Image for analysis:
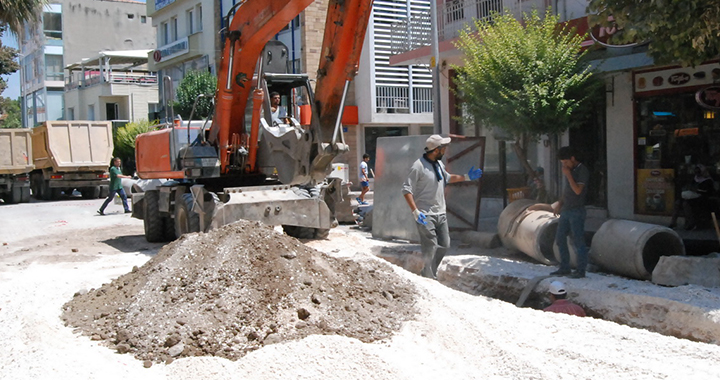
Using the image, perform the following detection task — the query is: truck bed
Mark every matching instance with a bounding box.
[32,121,113,172]
[0,128,34,175]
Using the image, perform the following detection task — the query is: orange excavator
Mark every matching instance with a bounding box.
[131,0,373,241]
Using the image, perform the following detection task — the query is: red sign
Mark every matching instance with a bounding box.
[153,50,162,63]
[696,86,720,110]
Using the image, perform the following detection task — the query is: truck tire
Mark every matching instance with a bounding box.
[162,216,177,241]
[143,190,165,242]
[9,186,22,204]
[20,187,30,203]
[175,193,200,237]
[41,180,52,201]
[99,186,109,199]
[81,187,100,199]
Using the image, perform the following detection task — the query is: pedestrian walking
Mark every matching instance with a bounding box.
[98,157,132,215]
[543,280,586,317]
[402,135,483,279]
[551,146,590,279]
[357,153,370,205]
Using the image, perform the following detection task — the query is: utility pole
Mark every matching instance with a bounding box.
[430,0,441,134]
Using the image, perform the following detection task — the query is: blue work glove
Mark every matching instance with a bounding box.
[465,166,483,181]
[412,209,427,225]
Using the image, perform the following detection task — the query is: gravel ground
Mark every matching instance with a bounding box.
[1,198,720,379]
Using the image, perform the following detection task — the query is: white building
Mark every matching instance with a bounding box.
[18,0,155,126]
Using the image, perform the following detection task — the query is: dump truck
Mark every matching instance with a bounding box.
[131,0,373,242]
[30,120,113,200]
[0,128,33,203]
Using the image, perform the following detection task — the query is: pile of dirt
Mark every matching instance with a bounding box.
[62,220,417,364]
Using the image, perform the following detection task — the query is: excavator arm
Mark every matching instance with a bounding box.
[210,0,315,174]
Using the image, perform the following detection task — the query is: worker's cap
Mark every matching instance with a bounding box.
[425,135,452,151]
[548,281,567,296]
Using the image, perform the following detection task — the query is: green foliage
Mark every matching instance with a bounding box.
[0,97,21,128]
[452,9,600,140]
[0,25,20,95]
[587,0,719,67]
[113,119,157,164]
[173,70,216,120]
[0,0,47,36]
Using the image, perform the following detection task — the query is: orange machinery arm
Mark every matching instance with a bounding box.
[210,0,315,174]
[312,0,374,143]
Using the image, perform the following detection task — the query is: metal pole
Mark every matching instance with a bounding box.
[500,140,507,208]
[430,0,441,134]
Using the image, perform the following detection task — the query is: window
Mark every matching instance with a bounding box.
[171,17,178,41]
[141,16,147,24]
[161,22,169,45]
[45,55,63,81]
[127,13,135,20]
[197,5,203,31]
[43,12,62,40]
[187,9,194,34]
[68,107,74,120]
[88,104,95,121]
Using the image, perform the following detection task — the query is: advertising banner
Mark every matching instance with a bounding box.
[637,169,674,215]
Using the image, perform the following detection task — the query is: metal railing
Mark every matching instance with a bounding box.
[65,72,158,91]
[376,85,433,114]
[391,0,548,54]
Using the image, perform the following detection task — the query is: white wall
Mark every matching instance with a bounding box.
[606,71,635,219]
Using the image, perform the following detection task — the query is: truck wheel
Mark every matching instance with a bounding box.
[41,181,52,201]
[9,186,23,204]
[143,190,165,242]
[20,187,30,203]
[175,193,200,237]
[162,216,177,241]
[81,187,100,199]
[99,186,109,199]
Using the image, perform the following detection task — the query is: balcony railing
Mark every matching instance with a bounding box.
[376,85,434,114]
[65,72,158,91]
[391,0,549,55]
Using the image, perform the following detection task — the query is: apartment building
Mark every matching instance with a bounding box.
[18,0,155,127]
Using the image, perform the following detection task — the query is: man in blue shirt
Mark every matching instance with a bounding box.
[98,157,132,215]
[551,146,590,279]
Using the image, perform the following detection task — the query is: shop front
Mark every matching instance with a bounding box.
[634,62,720,216]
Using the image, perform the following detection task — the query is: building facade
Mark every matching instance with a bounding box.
[390,0,720,225]
[19,0,155,127]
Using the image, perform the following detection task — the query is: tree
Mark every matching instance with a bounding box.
[452,9,601,179]
[0,25,20,95]
[0,0,46,36]
[113,119,157,173]
[173,70,217,120]
[587,0,720,67]
[0,97,22,128]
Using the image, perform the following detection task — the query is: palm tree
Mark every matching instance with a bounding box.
[0,0,47,36]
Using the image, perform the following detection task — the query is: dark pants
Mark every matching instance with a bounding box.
[100,188,130,213]
[415,213,450,279]
[555,207,589,273]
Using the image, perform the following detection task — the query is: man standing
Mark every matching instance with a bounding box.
[357,153,370,205]
[98,157,132,215]
[402,135,483,279]
[543,280,586,317]
[551,146,590,279]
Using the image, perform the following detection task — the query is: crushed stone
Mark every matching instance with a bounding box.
[61,220,417,363]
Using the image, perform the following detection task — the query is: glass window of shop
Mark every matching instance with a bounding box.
[636,92,720,215]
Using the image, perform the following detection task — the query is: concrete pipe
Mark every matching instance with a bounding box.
[590,219,685,280]
[497,199,558,265]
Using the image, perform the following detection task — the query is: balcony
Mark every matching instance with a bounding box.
[65,72,157,91]
[391,0,551,55]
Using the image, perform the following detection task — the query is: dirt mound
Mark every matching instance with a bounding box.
[62,220,417,363]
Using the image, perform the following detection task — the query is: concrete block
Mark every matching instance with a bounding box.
[652,255,720,288]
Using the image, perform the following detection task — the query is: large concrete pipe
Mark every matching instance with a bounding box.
[590,219,685,280]
[497,199,558,265]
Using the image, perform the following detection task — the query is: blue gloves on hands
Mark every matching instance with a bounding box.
[466,166,483,181]
[413,209,427,225]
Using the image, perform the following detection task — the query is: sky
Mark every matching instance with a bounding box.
[2,33,20,100]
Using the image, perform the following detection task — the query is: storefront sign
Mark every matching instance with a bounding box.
[637,169,674,215]
[635,63,719,93]
[695,86,720,110]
